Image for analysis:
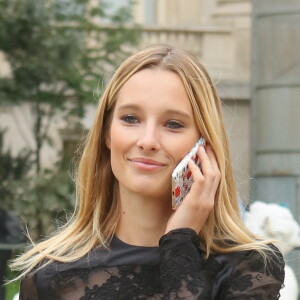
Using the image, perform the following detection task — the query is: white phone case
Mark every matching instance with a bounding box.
[171,137,206,208]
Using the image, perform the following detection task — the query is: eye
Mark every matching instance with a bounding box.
[121,114,139,124]
[166,120,184,129]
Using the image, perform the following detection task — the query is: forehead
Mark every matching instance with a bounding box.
[115,68,193,113]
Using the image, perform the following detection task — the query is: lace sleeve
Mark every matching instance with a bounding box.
[19,273,38,300]
[159,228,211,299]
[219,244,285,300]
[159,228,285,300]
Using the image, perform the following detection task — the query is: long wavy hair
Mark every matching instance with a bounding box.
[11,44,270,279]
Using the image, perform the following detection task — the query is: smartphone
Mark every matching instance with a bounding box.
[171,137,206,208]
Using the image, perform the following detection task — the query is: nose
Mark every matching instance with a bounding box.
[136,123,160,151]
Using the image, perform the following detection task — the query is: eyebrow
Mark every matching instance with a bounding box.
[118,104,192,120]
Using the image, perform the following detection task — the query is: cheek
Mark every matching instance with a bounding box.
[109,140,123,182]
[166,136,199,166]
[174,146,190,164]
[109,120,122,148]
[109,124,131,165]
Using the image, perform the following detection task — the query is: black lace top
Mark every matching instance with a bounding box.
[20,228,285,300]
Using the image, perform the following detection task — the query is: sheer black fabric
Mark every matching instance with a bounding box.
[20,228,285,300]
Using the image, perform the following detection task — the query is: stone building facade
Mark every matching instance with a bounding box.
[0,0,253,202]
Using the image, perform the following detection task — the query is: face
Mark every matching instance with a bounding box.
[106,68,200,200]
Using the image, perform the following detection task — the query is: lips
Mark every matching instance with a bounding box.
[128,157,167,172]
[129,157,166,167]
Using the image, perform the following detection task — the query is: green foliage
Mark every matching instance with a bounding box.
[0,0,85,107]
[5,264,20,300]
[0,0,139,160]
[0,128,75,239]
[0,0,139,239]
[0,0,138,109]
[0,128,32,209]
[12,166,75,239]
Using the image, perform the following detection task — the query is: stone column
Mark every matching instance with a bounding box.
[251,0,300,279]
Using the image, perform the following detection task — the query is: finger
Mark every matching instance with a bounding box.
[187,159,212,200]
[187,159,206,194]
[205,145,221,195]
[188,158,204,180]
[206,145,221,179]
[205,145,218,171]
[197,145,213,176]
[186,159,214,211]
[197,146,218,188]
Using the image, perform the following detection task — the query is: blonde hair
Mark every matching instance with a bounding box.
[11,44,272,279]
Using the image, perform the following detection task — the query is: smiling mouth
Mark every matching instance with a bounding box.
[128,158,166,170]
[129,158,166,166]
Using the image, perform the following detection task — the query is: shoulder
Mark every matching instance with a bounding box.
[209,244,285,297]
[200,244,284,299]
[19,245,111,299]
[214,243,284,277]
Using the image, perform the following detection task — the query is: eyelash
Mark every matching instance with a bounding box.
[121,115,139,124]
[165,120,184,129]
[120,115,184,129]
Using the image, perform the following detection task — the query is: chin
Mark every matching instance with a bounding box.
[141,189,171,199]
[127,180,171,198]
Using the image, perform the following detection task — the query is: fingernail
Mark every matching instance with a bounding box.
[199,146,205,153]
[189,159,195,164]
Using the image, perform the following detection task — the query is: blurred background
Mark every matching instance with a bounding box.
[0,0,299,299]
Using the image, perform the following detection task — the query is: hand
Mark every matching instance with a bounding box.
[165,145,221,235]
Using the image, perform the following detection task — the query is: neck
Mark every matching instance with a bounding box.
[115,187,173,247]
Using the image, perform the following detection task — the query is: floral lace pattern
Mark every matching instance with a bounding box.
[20,228,285,300]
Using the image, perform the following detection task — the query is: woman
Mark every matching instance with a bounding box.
[12,44,284,299]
